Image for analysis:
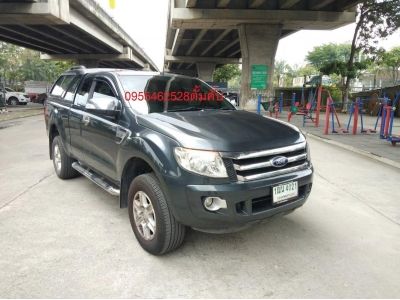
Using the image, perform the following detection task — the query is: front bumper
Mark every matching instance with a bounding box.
[19,97,29,103]
[165,166,313,232]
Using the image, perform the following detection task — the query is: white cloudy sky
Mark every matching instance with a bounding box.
[96,0,400,70]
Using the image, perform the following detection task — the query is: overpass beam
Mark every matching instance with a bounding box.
[239,24,281,110]
[77,59,99,68]
[196,62,216,82]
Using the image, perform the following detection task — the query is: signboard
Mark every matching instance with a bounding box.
[251,64,268,90]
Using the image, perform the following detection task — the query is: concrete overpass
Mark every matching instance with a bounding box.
[0,0,158,70]
[165,0,361,108]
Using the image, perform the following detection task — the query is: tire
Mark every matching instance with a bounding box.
[128,173,186,255]
[9,97,18,106]
[22,102,28,105]
[52,136,80,179]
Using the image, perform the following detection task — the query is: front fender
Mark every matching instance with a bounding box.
[47,107,71,157]
[117,128,180,183]
[116,129,183,216]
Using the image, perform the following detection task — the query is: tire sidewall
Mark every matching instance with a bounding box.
[52,136,63,177]
[128,175,168,255]
[9,97,18,106]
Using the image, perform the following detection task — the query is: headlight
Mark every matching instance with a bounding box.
[174,147,228,178]
[306,143,311,161]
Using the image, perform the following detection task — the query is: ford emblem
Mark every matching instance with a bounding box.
[271,156,288,168]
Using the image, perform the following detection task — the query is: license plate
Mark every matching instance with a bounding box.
[272,181,298,204]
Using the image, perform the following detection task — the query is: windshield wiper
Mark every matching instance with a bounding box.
[167,107,203,112]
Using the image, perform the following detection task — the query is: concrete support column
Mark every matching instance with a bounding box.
[196,62,216,82]
[77,59,100,68]
[239,24,282,110]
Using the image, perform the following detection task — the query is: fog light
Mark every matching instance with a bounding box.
[203,197,227,211]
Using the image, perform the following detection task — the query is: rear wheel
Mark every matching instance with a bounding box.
[52,136,79,179]
[128,173,186,255]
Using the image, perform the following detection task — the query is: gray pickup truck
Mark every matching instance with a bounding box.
[45,66,313,255]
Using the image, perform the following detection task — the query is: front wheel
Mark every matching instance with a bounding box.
[9,97,18,106]
[52,136,80,179]
[128,173,186,255]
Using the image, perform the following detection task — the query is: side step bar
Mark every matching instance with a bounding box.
[72,162,120,196]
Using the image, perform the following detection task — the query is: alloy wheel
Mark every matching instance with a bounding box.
[132,191,157,240]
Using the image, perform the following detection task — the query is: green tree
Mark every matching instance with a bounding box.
[0,42,73,88]
[306,43,351,71]
[213,64,241,83]
[307,43,359,98]
[343,0,400,107]
[274,60,289,86]
[380,47,400,85]
[0,42,24,87]
[297,64,318,77]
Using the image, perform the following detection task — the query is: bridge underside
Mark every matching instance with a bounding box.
[165,0,359,75]
[0,0,157,70]
[165,0,360,108]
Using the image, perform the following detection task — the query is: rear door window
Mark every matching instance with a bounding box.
[51,75,76,97]
[74,76,94,108]
[64,76,82,102]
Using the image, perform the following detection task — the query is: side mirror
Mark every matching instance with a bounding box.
[85,96,120,116]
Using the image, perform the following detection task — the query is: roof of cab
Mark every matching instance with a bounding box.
[62,67,194,79]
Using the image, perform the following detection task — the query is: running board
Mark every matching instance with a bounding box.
[72,162,120,196]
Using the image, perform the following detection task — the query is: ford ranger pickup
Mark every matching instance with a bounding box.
[45,66,313,255]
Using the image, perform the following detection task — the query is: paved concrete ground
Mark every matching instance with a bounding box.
[1,115,400,298]
[264,110,400,165]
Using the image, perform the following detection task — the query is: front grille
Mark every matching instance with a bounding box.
[223,142,308,182]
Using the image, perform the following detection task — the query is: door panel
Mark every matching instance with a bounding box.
[80,78,121,181]
[69,76,94,163]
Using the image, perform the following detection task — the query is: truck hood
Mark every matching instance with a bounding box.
[137,110,305,152]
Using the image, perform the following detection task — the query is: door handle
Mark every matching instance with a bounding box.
[82,115,90,126]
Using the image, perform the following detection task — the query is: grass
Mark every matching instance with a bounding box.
[0,107,43,122]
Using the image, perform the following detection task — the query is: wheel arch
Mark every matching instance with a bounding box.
[119,156,155,209]
[8,96,18,104]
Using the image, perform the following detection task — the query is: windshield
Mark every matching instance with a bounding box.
[119,75,235,114]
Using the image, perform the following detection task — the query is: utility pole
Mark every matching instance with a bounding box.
[0,75,7,112]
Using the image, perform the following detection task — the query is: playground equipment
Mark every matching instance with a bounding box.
[288,85,323,128]
[378,92,400,146]
[373,95,390,132]
[257,94,283,119]
[346,98,377,134]
[323,94,348,135]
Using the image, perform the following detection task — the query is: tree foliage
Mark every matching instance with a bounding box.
[0,42,73,88]
[306,43,351,70]
[340,0,400,104]
[356,0,400,55]
[380,46,400,85]
[273,61,318,87]
[213,64,241,83]
[274,60,291,86]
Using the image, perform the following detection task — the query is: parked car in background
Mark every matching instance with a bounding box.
[32,93,47,105]
[24,81,51,104]
[1,87,30,105]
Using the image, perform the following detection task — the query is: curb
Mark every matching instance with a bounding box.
[306,132,400,170]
